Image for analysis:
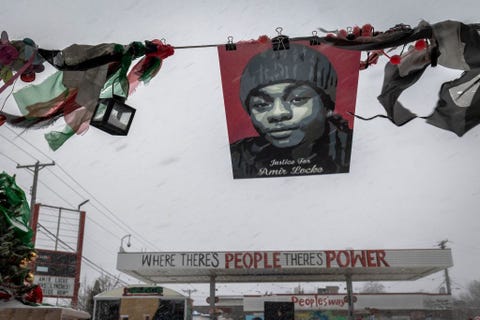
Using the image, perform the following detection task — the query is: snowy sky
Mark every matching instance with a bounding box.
[1,0,480,305]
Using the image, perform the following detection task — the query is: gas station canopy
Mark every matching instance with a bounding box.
[117,248,453,284]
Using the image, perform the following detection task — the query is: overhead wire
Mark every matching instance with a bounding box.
[0,149,20,164]
[1,140,145,259]
[52,164,160,250]
[37,167,150,244]
[0,77,17,112]
[37,204,125,259]
[1,127,158,284]
[2,125,160,250]
[0,132,38,161]
[37,178,77,208]
[27,164,143,246]
[37,223,128,286]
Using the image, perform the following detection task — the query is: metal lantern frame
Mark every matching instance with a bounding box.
[90,95,136,136]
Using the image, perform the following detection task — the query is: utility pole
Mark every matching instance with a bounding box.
[438,239,452,295]
[17,161,55,227]
[182,288,197,299]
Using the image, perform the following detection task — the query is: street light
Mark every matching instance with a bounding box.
[120,234,131,252]
[78,199,90,210]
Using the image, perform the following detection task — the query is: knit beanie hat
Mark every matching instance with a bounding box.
[239,43,337,111]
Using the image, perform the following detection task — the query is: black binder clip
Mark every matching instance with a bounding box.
[309,30,321,46]
[225,36,236,51]
[272,27,289,51]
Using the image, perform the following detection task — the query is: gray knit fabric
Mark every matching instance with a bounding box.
[239,43,337,110]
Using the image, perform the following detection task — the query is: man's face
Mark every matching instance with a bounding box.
[247,82,328,148]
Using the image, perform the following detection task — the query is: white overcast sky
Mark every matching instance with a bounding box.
[1,0,480,304]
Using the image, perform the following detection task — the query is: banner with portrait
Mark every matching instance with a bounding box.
[218,41,360,179]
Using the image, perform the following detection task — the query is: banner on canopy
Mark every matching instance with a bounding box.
[218,41,360,179]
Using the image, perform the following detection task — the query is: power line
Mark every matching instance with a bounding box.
[2,126,159,250]
[36,204,118,258]
[3,126,50,160]
[1,129,160,286]
[33,167,147,245]
[0,77,17,112]
[53,164,160,250]
[37,223,128,286]
[0,132,38,162]
[34,184,136,252]
[36,166,156,254]
[0,150,21,164]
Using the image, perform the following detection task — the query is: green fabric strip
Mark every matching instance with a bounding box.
[44,125,75,151]
[13,71,67,115]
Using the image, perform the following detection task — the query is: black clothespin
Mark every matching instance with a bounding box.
[309,30,321,46]
[225,36,236,51]
[346,26,356,40]
[430,40,439,67]
[272,27,289,51]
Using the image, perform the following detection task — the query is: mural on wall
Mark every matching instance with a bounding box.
[296,310,347,320]
[218,41,360,179]
[246,311,351,320]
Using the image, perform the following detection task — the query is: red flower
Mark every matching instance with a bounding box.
[390,55,401,65]
[24,285,43,304]
[361,24,374,36]
[0,43,19,65]
[148,39,175,60]
[257,35,270,43]
[414,39,427,51]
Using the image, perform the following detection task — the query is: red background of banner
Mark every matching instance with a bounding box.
[218,41,360,144]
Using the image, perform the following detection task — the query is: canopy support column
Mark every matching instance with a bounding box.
[209,275,216,320]
[345,273,354,320]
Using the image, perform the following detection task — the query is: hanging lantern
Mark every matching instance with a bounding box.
[90,95,136,135]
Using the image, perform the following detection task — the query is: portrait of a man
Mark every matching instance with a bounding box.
[218,42,359,179]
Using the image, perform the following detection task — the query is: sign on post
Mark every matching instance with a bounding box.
[36,275,75,297]
[35,249,77,298]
